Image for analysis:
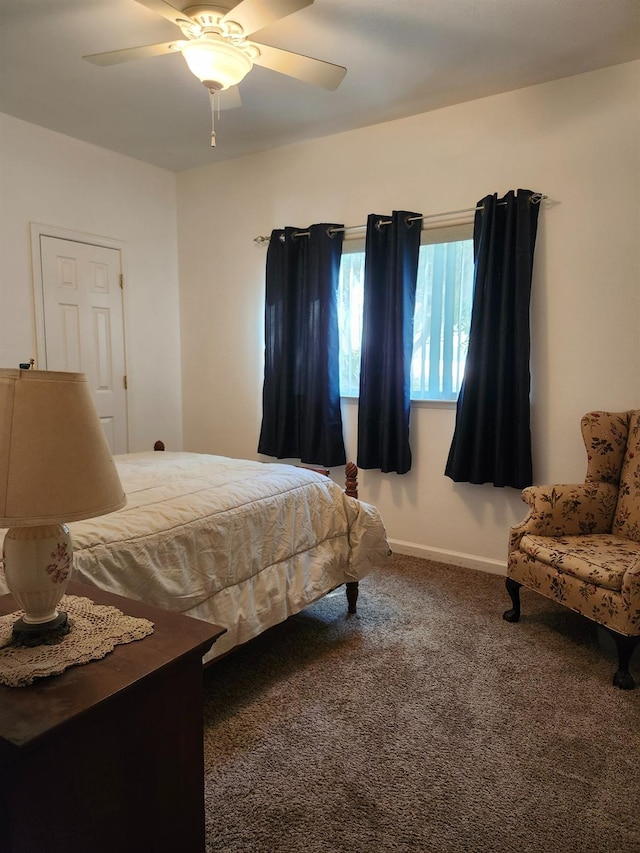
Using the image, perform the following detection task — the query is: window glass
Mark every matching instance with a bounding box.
[337,222,474,400]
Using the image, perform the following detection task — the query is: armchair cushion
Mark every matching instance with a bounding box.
[519,533,639,591]
[507,549,640,636]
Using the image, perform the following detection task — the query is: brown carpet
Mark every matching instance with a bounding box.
[201,554,640,853]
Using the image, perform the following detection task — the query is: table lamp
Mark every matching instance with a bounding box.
[0,368,126,645]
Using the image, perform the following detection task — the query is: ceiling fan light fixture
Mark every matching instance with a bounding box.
[181,37,254,91]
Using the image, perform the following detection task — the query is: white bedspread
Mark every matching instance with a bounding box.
[1,453,390,661]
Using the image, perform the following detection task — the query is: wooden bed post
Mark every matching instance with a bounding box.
[345,461,358,498]
[344,461,359,614]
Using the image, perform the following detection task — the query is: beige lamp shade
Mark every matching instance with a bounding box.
[0,369,126,526]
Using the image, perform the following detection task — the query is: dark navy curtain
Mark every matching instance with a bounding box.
[357,210,422,474]
[258,223,346,468]
[445,189,541,489]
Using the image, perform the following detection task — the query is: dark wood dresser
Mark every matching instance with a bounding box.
[0,582,225,853]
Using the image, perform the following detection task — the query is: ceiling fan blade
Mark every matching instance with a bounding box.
[135,0,196,28]
[83,41,184,66]
[223,0,314,37]
[252,43,346,90]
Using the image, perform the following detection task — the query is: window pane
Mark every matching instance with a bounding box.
[337,245,365,397]
[337,226,474,401]
[411,239,474,400]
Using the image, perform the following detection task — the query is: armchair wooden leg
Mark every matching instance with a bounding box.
[345,581,359,614]
[503,577,522,623]
[606,629,639,690]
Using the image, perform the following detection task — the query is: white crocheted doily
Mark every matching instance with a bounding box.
[0,595,154,687]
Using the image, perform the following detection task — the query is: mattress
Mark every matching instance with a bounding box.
[1,452,391,662]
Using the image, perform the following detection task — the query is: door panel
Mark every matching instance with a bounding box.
[39,236,128,454]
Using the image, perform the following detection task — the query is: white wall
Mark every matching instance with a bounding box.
[177,61,640,572]
[0,114,183,452]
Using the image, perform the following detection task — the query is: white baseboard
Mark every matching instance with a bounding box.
[388,539,507,576]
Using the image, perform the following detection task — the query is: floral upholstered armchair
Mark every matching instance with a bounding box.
[504,410,640,689]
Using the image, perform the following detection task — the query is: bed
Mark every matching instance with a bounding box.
[0,451,390,665]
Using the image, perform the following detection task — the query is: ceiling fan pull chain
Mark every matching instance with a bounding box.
[209,89,217,147]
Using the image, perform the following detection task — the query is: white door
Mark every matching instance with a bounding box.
[38,235,128,454]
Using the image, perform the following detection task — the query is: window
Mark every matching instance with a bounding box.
[337,222,474,401]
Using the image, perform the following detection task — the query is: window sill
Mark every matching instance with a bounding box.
[340,396,457,409]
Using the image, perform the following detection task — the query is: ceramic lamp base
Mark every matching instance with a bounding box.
[3,523,74,645]
[12,611,71,646]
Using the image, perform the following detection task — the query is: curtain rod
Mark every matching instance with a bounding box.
[253,193,547,244]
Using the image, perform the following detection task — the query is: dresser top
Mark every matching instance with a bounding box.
[0,582,225,749]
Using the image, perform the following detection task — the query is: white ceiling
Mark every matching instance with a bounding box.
[1,0,639,173]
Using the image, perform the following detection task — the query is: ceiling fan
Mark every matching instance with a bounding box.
[83,0,346,95]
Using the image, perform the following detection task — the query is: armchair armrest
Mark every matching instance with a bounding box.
[508,481,619,553]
